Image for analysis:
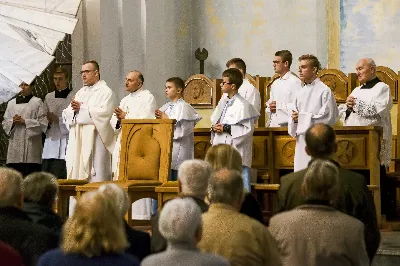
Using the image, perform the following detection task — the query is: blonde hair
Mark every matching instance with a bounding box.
[62,191,128,257]
[0,167,23,207]
[205,144,242,172]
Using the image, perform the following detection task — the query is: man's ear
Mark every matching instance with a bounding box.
[177,87,183,94]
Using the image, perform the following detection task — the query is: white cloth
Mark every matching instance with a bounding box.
[42,90,73,160]
[211,93,260,167]
[63,80,117,180]
[159,98,201,170]
[288,78,339,171]
[339,81,392,166]
[266,72,301,127]
[2,96,47,164]
[238,78,261,112]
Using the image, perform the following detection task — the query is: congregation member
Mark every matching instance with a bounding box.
[98,183,151,261]
[210,68,260,192]
[2,80,48,177]
[205,144,264,223]
[155,77,201,181]
[0,168,58,266]
[42,67,73,179]
[142,198,229,266]
[198,168,281,266]
[340,58,395,218]
[289,54,338,171]
[22,172,62,233]
[270,159,369,266]
[38,191,139,266]
[151,159,211,253]
[226,58,261,112]
[266,50,302,127]
[62,60,116,181]
[276,123,380,261]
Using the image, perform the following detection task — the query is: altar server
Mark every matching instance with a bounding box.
[266,50,302,127]
[155,77,201,181]
[289,54,338,172]
[62,60,117,181]
[2,80,47,176]
[42,67,73,178]
[226,58,261,112]
[110,70,157,220]
[210,68,260,191]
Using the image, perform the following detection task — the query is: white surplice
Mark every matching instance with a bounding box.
[110,88,157,220]
[266,72,302,127]
[339,79,392,166]
[210,93,260,167]
[2,96,47,164]
[63,80,117,181]
[42,89,74,160]
[159,98,201,170]
[289,78,339,171]
[238,78,261,112]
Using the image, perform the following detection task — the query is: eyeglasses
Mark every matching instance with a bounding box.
[221,81,232,85]
[80,69,96,75]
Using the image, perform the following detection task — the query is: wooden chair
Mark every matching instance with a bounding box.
[155,181,179,210]
[56,179,88,222]
[75,119,175,225]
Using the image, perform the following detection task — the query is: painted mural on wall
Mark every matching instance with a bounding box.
[340,0,400,73]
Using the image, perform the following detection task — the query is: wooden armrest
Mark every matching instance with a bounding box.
[367,185,379,191]
[57,180,88,186]
[251,183,280,191]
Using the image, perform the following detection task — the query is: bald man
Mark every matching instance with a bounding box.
[276,123,380,262]
[110,70,157,220]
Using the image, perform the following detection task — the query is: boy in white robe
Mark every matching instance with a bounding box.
[155,77,201,181]
[226,58,261,113]
[289,54,338,172]
[42,67,73,178]
[211,68,260,191]
[266,50,302,127]
[339,58,394,218]
[110,70,157,220]
[2,80,48,176]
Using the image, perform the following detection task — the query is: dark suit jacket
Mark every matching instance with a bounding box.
[276,159,380,262]
[124,221,150,261]
[0,207,59,266]
[23,201,63,234]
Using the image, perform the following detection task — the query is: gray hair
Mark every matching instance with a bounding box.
[0,168,23,207]
[302,159,339,202]
[208,168,243,205]
[23,172,58,207]
[178,160,212,197]
[159,198,202,243]
[98,183,129,217]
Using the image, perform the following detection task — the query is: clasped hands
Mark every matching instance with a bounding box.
[12,114,25,124]
[155,110,169,119]
[211,123,224,133]
[114,107,127,120]
[346,96,356,110]
[269,101,276,113]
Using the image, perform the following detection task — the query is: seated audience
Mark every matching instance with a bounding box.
[37,191,139,266]
[151,159,211,253]
[198,168,281,266]
[269,159,369,266]
[205,144,264,223]
[22,172,62,233]
[98,183,150,261]
[0,167,58,266]
[142,198,229,266]
[276,123,380,261]
[0,240,24,266]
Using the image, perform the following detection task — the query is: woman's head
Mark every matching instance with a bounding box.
[204,144,242,172]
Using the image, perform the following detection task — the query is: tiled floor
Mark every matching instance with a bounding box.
[372,232,400,266]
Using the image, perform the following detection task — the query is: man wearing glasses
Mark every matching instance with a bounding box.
[266,50,302,127]
[62,60,117,182]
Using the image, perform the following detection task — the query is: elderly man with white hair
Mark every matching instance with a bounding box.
[151,159,212,253]
[269,159,369,266]
[142,198,229,266]
[0,167,58,266]
[98,183,150,261]
[339,58,395,218]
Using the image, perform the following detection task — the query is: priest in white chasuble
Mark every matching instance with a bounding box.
[226,58,261,113]
[42,67,73,179]
[266,50,302,127]
[110,70,157,220]
[211,68,260,192]
[289,54,338,172]
[62,60,117,182]
[2,80,48,177]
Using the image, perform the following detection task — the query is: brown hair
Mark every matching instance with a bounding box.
[222,68,243,89]
[275,50,293,68]
[226,58,247,75]
[205,144,242,172]
[54,66,69,79]
[166,77,185,93]
[298,54,321,70]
